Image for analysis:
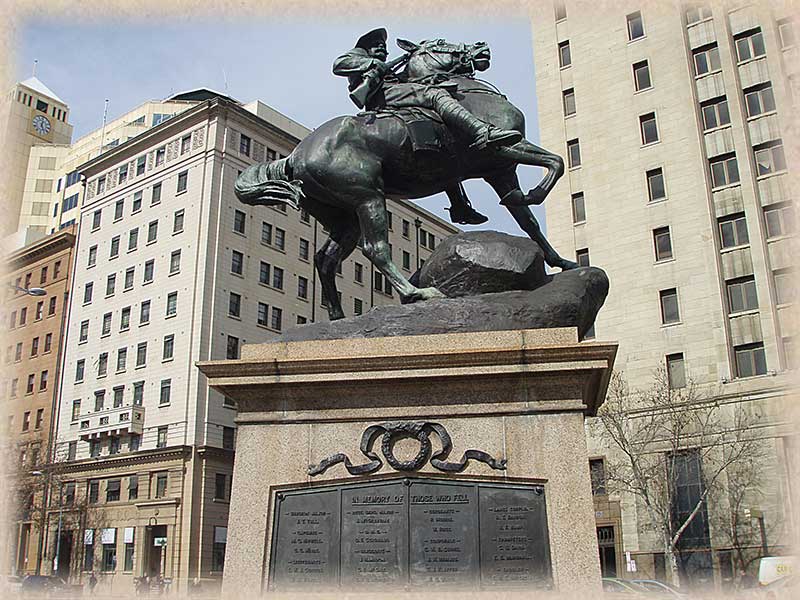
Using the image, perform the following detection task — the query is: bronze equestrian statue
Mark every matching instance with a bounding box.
[235,30,577,321]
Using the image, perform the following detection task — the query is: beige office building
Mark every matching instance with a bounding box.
[47,92,457,593]
[533,1,797,589]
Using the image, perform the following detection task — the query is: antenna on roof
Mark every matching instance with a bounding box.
[223,68,229,94]
[32,59,38,77]
[99,99,109,155]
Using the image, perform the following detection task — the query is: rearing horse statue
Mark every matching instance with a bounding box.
[236,37,577,321]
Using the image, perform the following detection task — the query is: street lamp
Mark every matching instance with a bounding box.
[7,283,47,296]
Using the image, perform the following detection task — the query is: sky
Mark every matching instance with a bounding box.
[16,15,551,234]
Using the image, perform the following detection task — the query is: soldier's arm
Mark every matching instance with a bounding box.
[333,51,387,77]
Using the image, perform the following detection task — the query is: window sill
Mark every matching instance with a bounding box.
[720,243,750,254]
[568,165,582,172]
[162,357,174,363]
[176,189,188,197]
[98,373,107,379]
[766,234,793,244]
[78,339,88,345]
[710,183,741,193]
[124,286,133,293]
[109,255,119,261]
[633,86,653,95]
[87,263,96,269]
[573,219,586,226]
[120,327,130,333]
[641,139,661,149]
[151,201,161,207]
[228,314,242,321]
[169,270,180,277]
[702,123,732,135]
[564,112,576,120]
[158,403,171,409]
[648,197,667,205]
[140,321,150,327]
[756,170,788,182]
[173,229,184,236]
[232,230,246,239]
[132,208,142,215]
[101,332,111,339]
[736,55,766,68]
[143,280,154,286]
[653,257,676,265]
[230,271,244,278]
[135,364,146,370]
[165,313,177,320]
[728,309,759,318]
[559,64,572,71]
[746,110,778,123]
[146,240,157,247]
[297,296,309,303]
[212,498,230,504]
[694,69,722,81]
[127,248,138,254]
[113,217,123,224]
[661,320,682,328]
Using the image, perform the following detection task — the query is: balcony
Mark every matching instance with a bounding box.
[79,404,144,439]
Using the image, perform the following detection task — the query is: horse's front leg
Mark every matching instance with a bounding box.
[493,139,564,206]
[355,195,445,302]
[485,171,578,271]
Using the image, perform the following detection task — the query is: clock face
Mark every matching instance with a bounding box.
[32,114,51,135]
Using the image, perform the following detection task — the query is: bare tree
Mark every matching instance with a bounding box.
[595,368,768,586]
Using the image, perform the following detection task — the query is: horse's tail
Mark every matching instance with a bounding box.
[234,157,305,210]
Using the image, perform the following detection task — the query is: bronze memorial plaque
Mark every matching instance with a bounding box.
[269,478,551,590]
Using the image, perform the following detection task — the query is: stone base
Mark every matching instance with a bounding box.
[198,328,616,595]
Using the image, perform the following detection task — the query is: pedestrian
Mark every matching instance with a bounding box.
[88,572,98,593]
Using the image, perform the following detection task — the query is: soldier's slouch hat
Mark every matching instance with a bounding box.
[355,28,388,50]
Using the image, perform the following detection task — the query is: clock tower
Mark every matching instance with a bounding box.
[0,77,73,240]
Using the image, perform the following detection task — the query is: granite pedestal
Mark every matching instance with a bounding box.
[197,327,616,596]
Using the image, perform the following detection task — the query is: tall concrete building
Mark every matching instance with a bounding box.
[46,92,457,593]
[1,226,77,577]
[533,0,796,588]
[0,78,73,241]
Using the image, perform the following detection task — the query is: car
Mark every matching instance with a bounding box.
[603,577,651,597]
[632,579,690,597]
[20,575,69,596]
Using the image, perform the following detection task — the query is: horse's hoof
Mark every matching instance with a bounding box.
[557,260,580,271]
[405,287,446,303]
[499,189,528,207]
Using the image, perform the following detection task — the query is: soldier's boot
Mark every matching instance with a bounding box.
[433,94,522,150]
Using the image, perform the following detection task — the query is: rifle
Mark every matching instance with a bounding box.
[349,52,411,109]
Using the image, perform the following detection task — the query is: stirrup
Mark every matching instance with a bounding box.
[446,204,489,225]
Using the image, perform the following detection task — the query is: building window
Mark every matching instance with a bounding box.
[39,370,48,390]
[261,222,272,245]
[135,155,146,176]
[257,302,269,327]
[231,250,244,275]
[567,139,581,168]
[177,170,188,193]
[124,267,135,291]
[233,209,246,234]
[666,353,686,389]
[228,292,241,318]
[646,168,666,202]
[162,334,174,360]
[558,40,571,68]
[571,192,586,223]
[239,134,251,156]
[110,236,120,259]
[576,248,590,267]
[106,480,121,502]
[75,360,85,383]
[128,476,139,501]
[272,266,284,290]
[117,347,127,371]
[223,426,235,450]
[160,379,171,405]
[300,208,311,224]
[764,203,795,238]
[173,209,185,233]
[632,60,651,91]
[166,292,178,317]
[140,300,151,325]
[155,472,168,497]
[114,199,124,221]
[157,425,168,448]
[745,84,776,118]
[298,276,309,299]
[155,146,166,166]
[44,333,52,352]
[106,274,116,297]
[701,97,731,130]
[354,262,364,283]
[168,249,181,274]
[271,307,283,331]
[275,228,286,250]
[626,11,645,41]
[686,5,712,24]
[774,270,794,305]
[136,342,147,367]
[299,238,310,261]
[212,527,227,572]
[98,353,108,377]
[97,176,106,194]
[151,182,162,205]
[718,213,749,248]
[710,155,740,188]
[562,88,576,116]
[259,261,271,285]
[754,142,787,177]
[726,276,758,313]
[734,343,767,378]
[589,458,607,495]
[668,450,711,549]
[147,220,158,244]
[132,191,142,213]
[352,298,363,316]
[735,29,766,63]
[660,288,680,324]
[128,228,139,251]
[123,529,135,572]
[133,381,144,406]
[653,227,673,261]
[227,335,239,359]
[693,44,721,76]
[79,319,89,343]
[639,112,659,145]
[84,282,94,304]
[215,473,227,500]
[778,18,796,49]
[48,297,57,316]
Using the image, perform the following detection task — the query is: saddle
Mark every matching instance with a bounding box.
[359,107,456,154]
